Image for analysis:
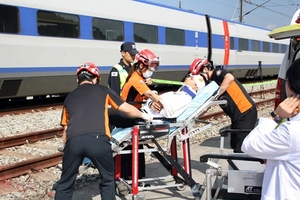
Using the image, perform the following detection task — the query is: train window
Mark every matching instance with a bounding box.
[238,38,248,51]
[134,23,158,44]
[0,4,19,33]
[263,42,270,52]
[252,40,260,52]
[281,44,287,53]
[92,18,123,41]
[165,27,185,45]
[230,37,234,49]
[272,43,279,53]
[37,10,79,38]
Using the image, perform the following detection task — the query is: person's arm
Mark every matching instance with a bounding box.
[117,102,152,121]
[143,90,174,117]
[218,73,234,96]
[108,68,121,95]
[60,106,69,145]
[144,90,161,102]
[62,125,67,145]
[241,119,291,160]
[242,95,300,159]
[108,88,152,121]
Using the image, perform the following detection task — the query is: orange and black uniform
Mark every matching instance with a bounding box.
[121,71,149,106]
[55,83,123,200]
[212,67,257,153]
[116,71,149,179]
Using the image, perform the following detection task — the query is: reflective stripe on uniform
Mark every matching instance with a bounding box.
[113,64,128,94]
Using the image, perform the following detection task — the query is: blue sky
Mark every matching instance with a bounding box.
[144,0,300,30]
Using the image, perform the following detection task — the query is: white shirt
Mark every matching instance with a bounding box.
[241,114,300,200]
[142,85,196,118]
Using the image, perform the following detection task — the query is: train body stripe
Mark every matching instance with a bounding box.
[222,20,230,66]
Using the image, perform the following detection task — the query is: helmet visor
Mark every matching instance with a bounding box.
[148,57,160,71]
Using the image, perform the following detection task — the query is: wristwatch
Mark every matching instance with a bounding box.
[270,111,282,124]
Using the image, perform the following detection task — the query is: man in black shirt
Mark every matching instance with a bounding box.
[55,62,152,200]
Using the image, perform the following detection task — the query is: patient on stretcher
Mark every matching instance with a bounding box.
[142,74,205,118]
[109,74,205,128]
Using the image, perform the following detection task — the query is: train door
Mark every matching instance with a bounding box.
[226,22,237,67]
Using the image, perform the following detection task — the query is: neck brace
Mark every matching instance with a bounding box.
[181,85,196,98]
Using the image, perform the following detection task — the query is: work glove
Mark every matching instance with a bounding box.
[142,113,153,122]
[160,98,175,118]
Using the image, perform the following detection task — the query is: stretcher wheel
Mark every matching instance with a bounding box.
[176,184,186,191]
[116,182,130,196]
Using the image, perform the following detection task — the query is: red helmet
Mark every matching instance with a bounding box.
[76,62,100,83]
[135,49,160,71]
[189,58,212,75]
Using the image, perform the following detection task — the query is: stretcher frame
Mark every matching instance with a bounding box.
[198,127,265,200]
[109,81,227,200]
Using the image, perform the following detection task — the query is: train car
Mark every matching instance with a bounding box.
[0,0,288,100]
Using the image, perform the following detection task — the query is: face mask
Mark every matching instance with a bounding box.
[142,70,153,78]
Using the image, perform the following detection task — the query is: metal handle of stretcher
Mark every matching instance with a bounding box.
[200,154,265,165]
[219,128,253,137]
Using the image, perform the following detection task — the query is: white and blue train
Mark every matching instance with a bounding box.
[0,0,288,100]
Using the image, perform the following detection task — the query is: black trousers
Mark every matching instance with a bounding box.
[230,107,258,153]
[109,108,146,179]
[55,133,115,200]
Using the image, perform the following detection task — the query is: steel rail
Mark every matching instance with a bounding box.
[0,128,63,149]
[0,152,62,181]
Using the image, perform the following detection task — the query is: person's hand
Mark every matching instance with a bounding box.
[275,94,300,118]
[62,133,66,145]
[150,101,162,112]
[160,98,174,118]
[146,78,153,85]
[142,113,153,122]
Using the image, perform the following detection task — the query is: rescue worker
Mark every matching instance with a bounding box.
[109,49,174,180]
[121,49,174,116]
[242,58,300,200]
[108,42,139,95]
[189,58,257,153]
[54,62,152,200]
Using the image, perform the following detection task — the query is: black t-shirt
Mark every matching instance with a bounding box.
[61,83,124,140]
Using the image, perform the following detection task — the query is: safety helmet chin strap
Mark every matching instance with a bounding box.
[199,73,210,85]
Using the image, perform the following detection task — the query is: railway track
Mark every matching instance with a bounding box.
[0,88,275,181]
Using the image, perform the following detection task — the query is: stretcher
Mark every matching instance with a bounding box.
[198,127,266,200]
[109,81,227,200]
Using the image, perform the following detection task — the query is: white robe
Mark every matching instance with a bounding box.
[242,114,300,200]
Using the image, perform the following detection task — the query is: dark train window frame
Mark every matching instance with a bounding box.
[230,37,234,49]
[263,41,270,52]
[37,10,79,38]
[0,4,19,34]
[272,43,279,53]
[165,27,185,46]
[238,38,248,51]
[134,23,158,44]
[251,40,260,52]
[92,17,124,41]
